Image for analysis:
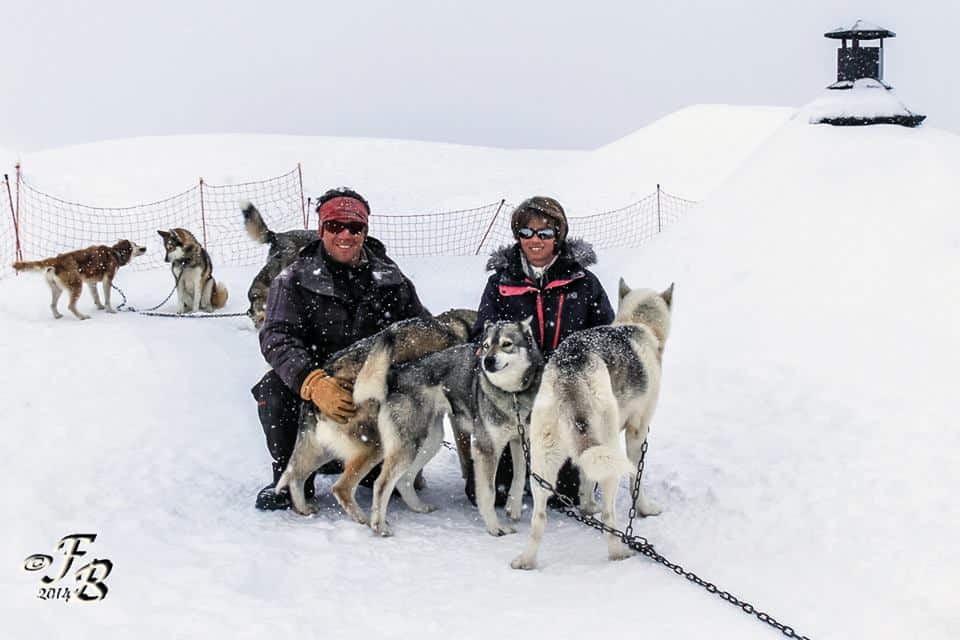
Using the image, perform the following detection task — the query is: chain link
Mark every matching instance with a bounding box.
[510,395,810,640]
[111,276,248,319]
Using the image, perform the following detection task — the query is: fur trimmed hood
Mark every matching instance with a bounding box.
[485,237,598,273]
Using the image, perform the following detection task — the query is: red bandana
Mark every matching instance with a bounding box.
[317,197,370,227]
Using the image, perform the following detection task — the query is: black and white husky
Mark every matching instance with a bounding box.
[511,280,673,569]
[354,319,544,537]
[157,228,228,313]
[241,201,317,328]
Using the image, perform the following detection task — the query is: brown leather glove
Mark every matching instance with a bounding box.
[299,369,356,424]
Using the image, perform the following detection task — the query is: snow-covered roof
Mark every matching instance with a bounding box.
[801,79,924,126]
[825,19,895,40]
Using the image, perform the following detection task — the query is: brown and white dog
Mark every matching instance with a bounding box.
[12,240,147,320]
[157,228,228,314]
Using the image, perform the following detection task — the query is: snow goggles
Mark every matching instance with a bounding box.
[517,227,557,241]
[322,220,367,235]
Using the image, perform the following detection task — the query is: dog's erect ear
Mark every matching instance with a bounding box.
[520,315,534,335]
[618,277,631,301]
[483,320,493,332]
[157,229,169,240]
[661,283,674,309]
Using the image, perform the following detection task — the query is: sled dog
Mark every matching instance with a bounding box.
[355,318,544,537]
[156,228,228,313]
[12,240,147,320]
[275,309,477,522]
[511,280,673,570]
[241,201,317,328]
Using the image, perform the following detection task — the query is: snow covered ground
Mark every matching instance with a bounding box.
[1,105,958,639]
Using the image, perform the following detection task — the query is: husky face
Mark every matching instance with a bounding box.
[479,318,542,393]
[156,228,199,264]
[616,279,674,349]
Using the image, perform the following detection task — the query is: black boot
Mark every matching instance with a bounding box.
[255,483,292,511]
[255,473,317,511]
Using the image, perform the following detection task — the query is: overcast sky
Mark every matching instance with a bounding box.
[1,1,956,151]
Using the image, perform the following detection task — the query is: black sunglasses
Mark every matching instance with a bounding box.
[517,227,557,241]
[323,220,367,235]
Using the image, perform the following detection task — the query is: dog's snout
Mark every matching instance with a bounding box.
[483,355,497,371]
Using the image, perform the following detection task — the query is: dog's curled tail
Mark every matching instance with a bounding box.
[211,281,229,310]
[241,201,276,245]
[12,259,55,272]
[578,445,634,482]
[352,333,395,405]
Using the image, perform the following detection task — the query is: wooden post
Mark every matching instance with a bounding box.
[297,163,307,229]
[14,164,23,262]
[199,178,208,247]
[656,184,662,233]
[476,199,506,255]
[4,173,22,267]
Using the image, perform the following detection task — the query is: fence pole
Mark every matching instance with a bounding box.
[4,173,23,268]
[656,183,662,233]
[14,164,23,262]
[475,199,506,255]
[307,197,313,230]
[297,163,307,230]
[198,177,208,248]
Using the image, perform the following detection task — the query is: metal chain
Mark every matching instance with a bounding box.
[111,274,247,319]
[623,437,648,540]
[510,395,810,640]
[112,278,179,313]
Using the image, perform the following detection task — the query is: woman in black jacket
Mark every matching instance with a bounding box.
[468,196,615,505]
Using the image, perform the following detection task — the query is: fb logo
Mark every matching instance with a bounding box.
[23,533,114,603]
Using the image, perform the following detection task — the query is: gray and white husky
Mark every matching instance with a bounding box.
[275,310,476,521]
[157,228,228,313]
[354,318,544,537]
[241,201,317,328]
[511,280,673,570]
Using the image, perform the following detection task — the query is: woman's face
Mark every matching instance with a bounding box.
[518,216,556,268]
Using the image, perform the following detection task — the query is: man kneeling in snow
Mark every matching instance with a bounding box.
[251,188,430,510]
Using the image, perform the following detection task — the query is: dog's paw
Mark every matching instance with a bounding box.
[579,499,601,516]
[105,307,117,314]
[340,506,368,525]
[371,519,393,537]
[608,545,635,562]
[507,506,523,522]
[293,503,320,517]
[636,499,662,517]
[487,524,517,537]
[52,313,63,320]
[409,503,436,514]
[78,314,91,320]
[510,554,537,570]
